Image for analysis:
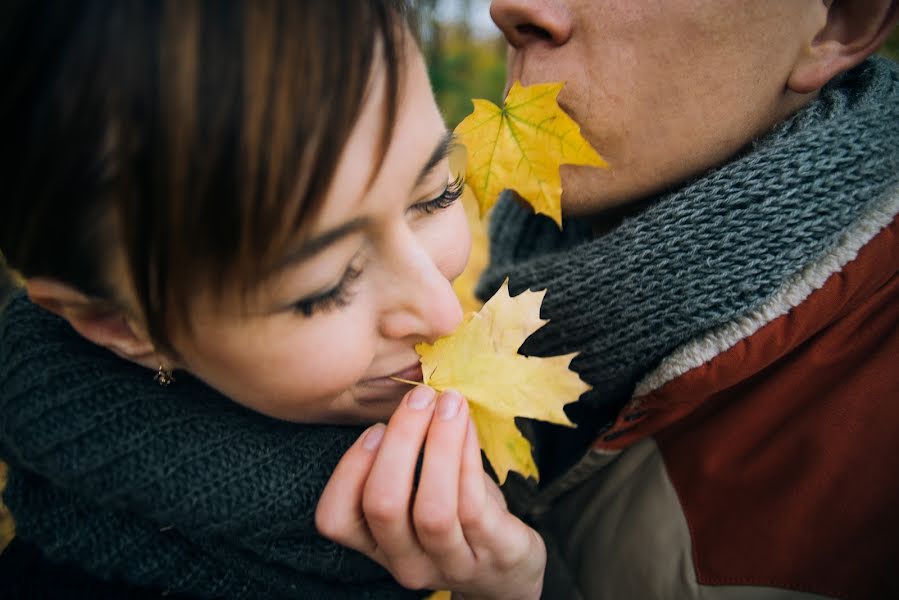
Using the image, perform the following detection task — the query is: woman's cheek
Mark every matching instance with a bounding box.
[305,302,379,389]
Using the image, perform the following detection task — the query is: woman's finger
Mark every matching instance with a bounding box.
[361,385,436,574]
[483,471,508,510]
[412,390,475,576]
[457,416,490,540]
[315,423,386,559]
[457,416,535,566]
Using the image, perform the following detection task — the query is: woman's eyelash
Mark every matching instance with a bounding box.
[292,264,363,317]
[412,174,465,214]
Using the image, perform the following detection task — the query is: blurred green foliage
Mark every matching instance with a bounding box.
[427,28,506,129]
[419,0,506,129]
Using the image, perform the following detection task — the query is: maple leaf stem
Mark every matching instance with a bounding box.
[388,376,426,386]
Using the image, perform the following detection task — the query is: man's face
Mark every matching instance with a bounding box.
[490,0,825,215]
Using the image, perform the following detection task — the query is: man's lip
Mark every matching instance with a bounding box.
[362,363,423,386]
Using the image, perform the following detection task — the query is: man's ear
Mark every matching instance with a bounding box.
[789,0,899,94]
[26,277,158,367]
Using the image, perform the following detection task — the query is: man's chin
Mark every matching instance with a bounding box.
[561,164,668,219]
[559,167,620,217]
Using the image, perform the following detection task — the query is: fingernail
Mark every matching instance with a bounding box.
[407,385,436,410]
[437,390,462,420]
[362,423,386,450]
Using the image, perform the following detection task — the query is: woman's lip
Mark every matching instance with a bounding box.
[362,363,423,387]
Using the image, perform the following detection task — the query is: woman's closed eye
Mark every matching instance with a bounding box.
[292,263,363,317]
[291,176,464,318]
[410,174,464,215]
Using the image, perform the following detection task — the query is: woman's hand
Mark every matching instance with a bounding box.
[315,386,546,600]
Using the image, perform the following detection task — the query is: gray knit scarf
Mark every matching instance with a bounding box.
[0,296,418,599]
[477,56,899,482]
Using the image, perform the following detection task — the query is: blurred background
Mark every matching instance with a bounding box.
[419,0,506,128]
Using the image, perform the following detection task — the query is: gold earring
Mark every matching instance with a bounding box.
[154,365,175,386]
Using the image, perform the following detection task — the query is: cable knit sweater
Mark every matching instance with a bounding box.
[0,295,418,599]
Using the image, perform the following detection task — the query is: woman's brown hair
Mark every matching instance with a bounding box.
[0,0,414,352]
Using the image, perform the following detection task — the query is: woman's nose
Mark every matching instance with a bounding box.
[490,0,572,48]
[379,244,464,343]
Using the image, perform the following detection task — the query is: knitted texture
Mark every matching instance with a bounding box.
[0,296,418,599]
[477,57,899,479]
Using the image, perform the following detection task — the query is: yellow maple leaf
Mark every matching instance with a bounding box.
[415,279,590,484]
[454,81,608,227]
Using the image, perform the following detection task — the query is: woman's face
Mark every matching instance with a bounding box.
[170,45,471,425]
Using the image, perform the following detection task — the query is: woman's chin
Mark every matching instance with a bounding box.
[349,385,410,420]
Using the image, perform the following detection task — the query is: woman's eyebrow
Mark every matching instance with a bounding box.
[416,130,455,186]
[267,131,454,278]
[269,217,370,276]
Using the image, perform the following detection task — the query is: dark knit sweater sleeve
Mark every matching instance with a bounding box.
[0,294,417,599]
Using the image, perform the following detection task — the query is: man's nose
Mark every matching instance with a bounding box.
[490,0,572,48]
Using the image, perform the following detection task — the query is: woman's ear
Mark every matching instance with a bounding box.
[26,277,158,367]
[789,0,899,94]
